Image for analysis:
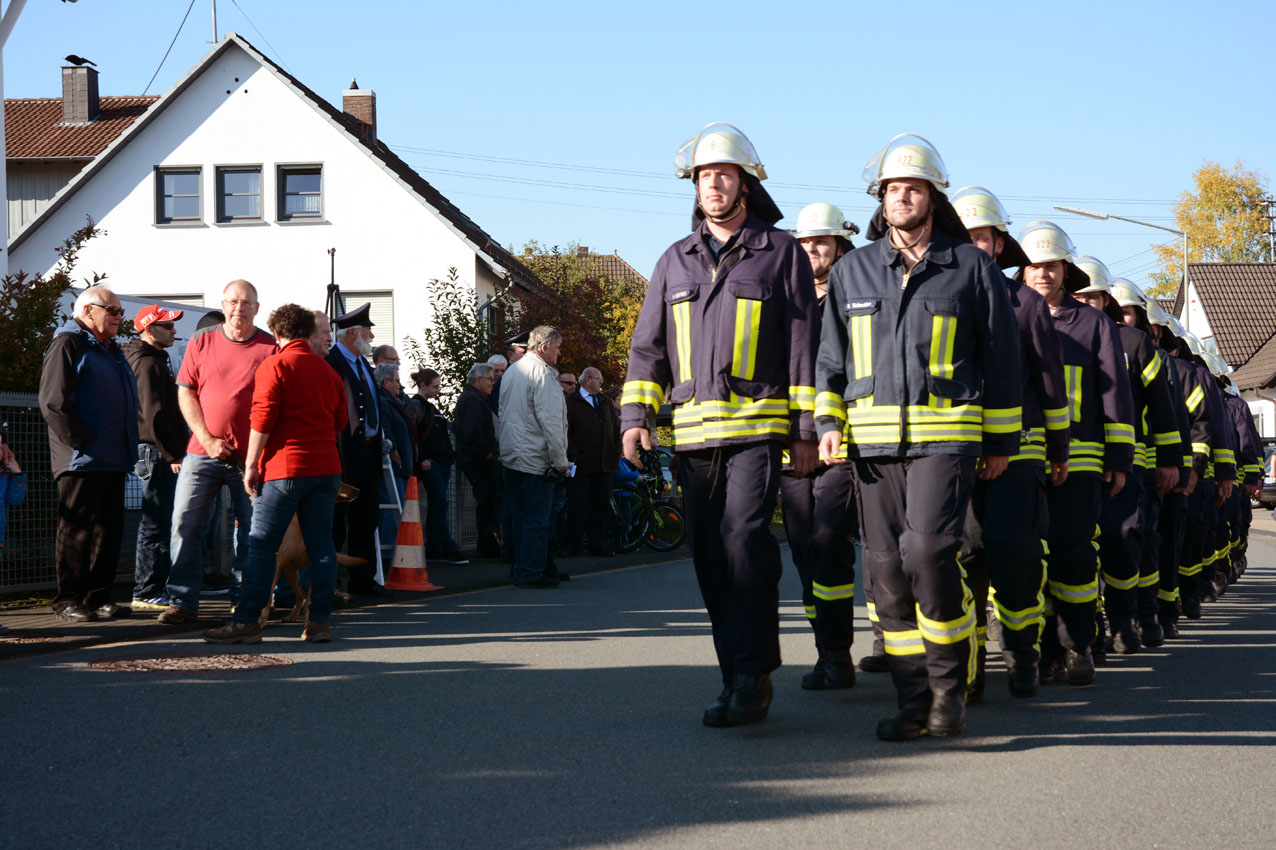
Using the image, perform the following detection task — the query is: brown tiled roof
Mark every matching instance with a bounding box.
[4,96,158,158]
[1170,263,1276,367]
[1155,298,1175,315]
[595,252,650,287]
[1231,331,1276,390]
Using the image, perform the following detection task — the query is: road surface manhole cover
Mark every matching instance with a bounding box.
[90,652,293,673]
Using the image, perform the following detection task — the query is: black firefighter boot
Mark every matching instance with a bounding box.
[1109,618,1143,655]
[802,648,856,690]
[721,672,772,727]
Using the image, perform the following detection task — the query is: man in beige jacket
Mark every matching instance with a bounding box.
[499,326,570,588]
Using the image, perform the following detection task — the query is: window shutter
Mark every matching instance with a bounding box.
[343,290,394,346]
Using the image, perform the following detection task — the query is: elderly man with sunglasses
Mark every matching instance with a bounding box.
[39,285,140,621]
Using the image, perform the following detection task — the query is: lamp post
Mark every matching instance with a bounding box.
[1053,204,1191,332]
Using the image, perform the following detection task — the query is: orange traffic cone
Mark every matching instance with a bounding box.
[384,477,443,592]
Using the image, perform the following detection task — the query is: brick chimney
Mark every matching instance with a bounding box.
[342,78,376,144]
[61,64,100,124]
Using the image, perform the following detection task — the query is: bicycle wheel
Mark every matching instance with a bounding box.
[645,502,686,551]
[605,484,647,554]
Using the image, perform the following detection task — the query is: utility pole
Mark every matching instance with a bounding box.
[1264,195,1275,263]
[211,0,217,43]
[0,0,31,278]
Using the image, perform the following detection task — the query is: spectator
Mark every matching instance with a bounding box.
[204,304,347,644]
[454,362,502,558]
[327,303,387,597]
[376,363,414,571]
[159,280,276,624]
[124,304,189,611]
[489,333,528,416]
[563,367,619,556]
[0,439,26,553]
[309,310,333,357]
[39,284,139,621]
[407,368,467,564]
[498,326,570,588]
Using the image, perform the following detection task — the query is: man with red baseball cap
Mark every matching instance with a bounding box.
[124,304,188,610]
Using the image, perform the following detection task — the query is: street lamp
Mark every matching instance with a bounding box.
[1053,204,1191,332]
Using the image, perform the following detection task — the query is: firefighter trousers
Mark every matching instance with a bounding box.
[1136,468,1164,625]
[778,463,858,652]
[1099,468,1145,630]
[678,442,784,684]
[1157,490,1188,623]
[853,454,976,707]
[959,463,1048,670]
[1043,476,1102,655]
[1178,478,1216,607]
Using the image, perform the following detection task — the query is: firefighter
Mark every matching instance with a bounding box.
[781,202,861,691]
[1207,352,1255,596]
[1072,267,1181,655]
[1015,221,1134,687]
[951,186,1070,701]
[1220,372,1262,584]
[620,122,820,728]
[817,134,1022,740]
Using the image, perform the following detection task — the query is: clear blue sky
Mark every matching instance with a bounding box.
[5,0,1274,287]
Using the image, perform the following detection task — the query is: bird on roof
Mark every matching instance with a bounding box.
[64,54,96,67]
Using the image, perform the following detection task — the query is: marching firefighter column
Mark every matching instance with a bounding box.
[817,135,1022,741]
[1016,221,1135,688]
[1221,375,1261,584]
[780,202,861,692]
[952,186,1070,702]
[620,123,820,729]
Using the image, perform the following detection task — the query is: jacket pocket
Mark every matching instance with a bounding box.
[725,375,779,400]
[666,285,698,384]
[843,300,879,389]
[924,298,964,407]
[926,374,979,404]
[727,279,772,383]
[669,379,696,405]
[843,375,875,402]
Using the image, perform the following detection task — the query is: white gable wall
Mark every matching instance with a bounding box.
[1178,279,1215,351]
[9,43,491,382]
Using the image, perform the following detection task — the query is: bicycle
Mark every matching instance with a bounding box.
[605,447,686,554]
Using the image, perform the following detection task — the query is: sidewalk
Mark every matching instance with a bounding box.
[0,545,688,660]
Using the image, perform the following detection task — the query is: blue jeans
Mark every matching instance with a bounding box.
[504,467,555,583]
[167,454,253,611]
[234,473,341,625]
[133,443,177,599]
[422,462,459,554]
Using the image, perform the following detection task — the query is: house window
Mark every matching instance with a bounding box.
[341,291,394,349]
[216,166,262,222]
[156,167,201,224]
[277,164,322,221]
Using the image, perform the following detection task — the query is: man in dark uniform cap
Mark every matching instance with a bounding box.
[490,330,529,416]
[328,302,387,596]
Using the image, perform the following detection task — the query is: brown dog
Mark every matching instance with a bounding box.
[258,482,366,627]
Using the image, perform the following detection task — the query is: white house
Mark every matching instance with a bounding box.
[7,32,541,380]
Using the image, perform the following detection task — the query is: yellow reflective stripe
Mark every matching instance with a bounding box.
[983,406,1023,434]
[673,398,790,423]
[1152,430,1180,446]
[1215,448,1236,465]
[1101,571,1139,591]
[884,628,926,656]
[803,604,816,621]
[1178,562,1202,576]
[815,391,847,422]
[1043,406,1070,430]
[1141,350,1163,387]
[1191,441,1212,459]
[1133,444,1149,470]
[672,301,692,383]
[1064,365,1083,422]
[672,419,790,446]
[866,601,879,623]
[916,604,976,645]
[621,381,663,412]
[1105,422,1135,444]
[1048,579,1099,603]
[1157,587,1180,603]
[928,314,957,409]
[995,598,1045,630]
[1137,570,1160,588]
[813,581,855,601]
[850,314,874,409]
[732,295,761,382]
[789,385,816,412]
[1185,384,1204,414]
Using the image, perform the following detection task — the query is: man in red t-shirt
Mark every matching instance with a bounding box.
[159,280,277,623]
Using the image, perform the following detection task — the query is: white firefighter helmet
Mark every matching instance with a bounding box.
[1145,299,1172,326]
[1109,278,1148,309]
[1206,351,1232,377]
[674,122,767,181]
[794,202,859,240]
[1019,221,1077,265]
[951,186,1012,232]
[862,133,948,197]
[1225,378,1240,397]
[1167,315,1187,338]
[1184,333,1203,356]
[1072,255,1113,294]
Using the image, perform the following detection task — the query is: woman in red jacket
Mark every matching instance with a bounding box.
[204,304,348,644]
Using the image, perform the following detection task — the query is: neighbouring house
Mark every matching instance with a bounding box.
[6,32,542,379]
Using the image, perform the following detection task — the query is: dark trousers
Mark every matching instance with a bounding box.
[854,455,976,707]
[779,462,858,653]
[1157,490,1188,621]
[679,443,783,683]
[862,549,885,656]
[54,471,126,610]
[1099,467,1145,630]
[566,469,612,550]
[1136,469,1165,623]
[1043,476,1102,656]
[134,444,177,599]
[334,438,381,591]
[1177,478,1215,607]
[960,463,1048,670]
[504,466,555,583]
[460,456,502,551]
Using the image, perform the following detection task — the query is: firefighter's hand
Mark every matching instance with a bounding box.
[1049,459,1068,488]
[622,427,651,468]
[791,440,818,479]
[819,431,845,465]
[979,455,1009,481]
[1182,467,1199,495]
[1217,479,1234,505]
[1106,469,1127,496]
[1247,483,1261,499]
[1155,465,1179,494]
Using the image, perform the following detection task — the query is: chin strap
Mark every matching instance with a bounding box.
[702,196,747,226]
[888,213,932,251]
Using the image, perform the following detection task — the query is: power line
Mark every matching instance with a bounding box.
[229,0,291,73]
[142,0,197,96]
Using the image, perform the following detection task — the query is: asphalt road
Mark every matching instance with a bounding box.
[4,521,1276,850]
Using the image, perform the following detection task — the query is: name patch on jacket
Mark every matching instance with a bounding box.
[848,300,874,310]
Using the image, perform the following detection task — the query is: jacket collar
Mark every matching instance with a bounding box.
[1050,293,1085,324]
[680,213,771,256]
[876,228,959,269]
